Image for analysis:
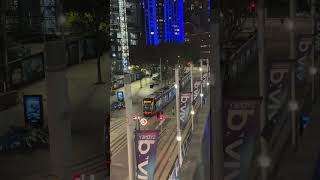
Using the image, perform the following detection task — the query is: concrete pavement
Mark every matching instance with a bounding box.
[0,52,155,179]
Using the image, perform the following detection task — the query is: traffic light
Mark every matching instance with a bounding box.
[156,111,164,121]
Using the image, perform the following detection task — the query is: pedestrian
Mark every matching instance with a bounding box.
[280,18,284,25]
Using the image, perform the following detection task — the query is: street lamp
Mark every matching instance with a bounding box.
[176,135,182,141]
[200,93,204,97]
[191,110,195,115]
[174,84,178,89]
[206,82,210,86]
[199,67,203,72]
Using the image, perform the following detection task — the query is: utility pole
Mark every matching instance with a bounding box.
[160,58,162,87]
[257,0,268,179]
[1,0,8,92]
[311,0,316,103]
[124,74,136,180]
[46,41,72,180]
[200,60,203,108]
[190,63,194,131]
[175,67,183,166]
[210,0,224,179]
[290,0,297,147]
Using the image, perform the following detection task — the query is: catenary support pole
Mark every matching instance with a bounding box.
[210,0,224,179]
[200,60,203,108]
[175,67,183,166]
[46,41,72,180]
[160,58,162,87]
[190,63,194,131]
[257,0,268,179]
[124,74,136,180]
[290,0,297,147]
[1,0,8,92]
[311,0,316,102]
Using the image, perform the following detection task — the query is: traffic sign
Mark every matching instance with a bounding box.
[158,114,165,121]
[140,118,148,126]
[72,174,81,180]
[132,114,138,121]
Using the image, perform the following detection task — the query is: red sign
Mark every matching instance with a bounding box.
[140,118,148,126]
[72,174,81,180]
[158,114,165,121]
[132,114,138,121]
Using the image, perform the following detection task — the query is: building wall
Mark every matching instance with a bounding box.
[142,0,184,45]
[110,0,143,73]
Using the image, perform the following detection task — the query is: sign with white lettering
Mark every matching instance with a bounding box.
[223,97,261,180]
[193,80,201,102]
[296,34,312,86]
[180,92,192,129]
[135,130,160,180]
[263,62,292,142]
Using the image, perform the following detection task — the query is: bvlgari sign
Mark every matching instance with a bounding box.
[223,97,261,180]
[135,130,160,180]
[180,92,192,129]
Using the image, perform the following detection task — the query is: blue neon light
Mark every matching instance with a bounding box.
[143,0,159,45]
[143,0,184,44]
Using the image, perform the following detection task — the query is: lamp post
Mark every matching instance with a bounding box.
[190,62,194,131]
[124,74,136,180]
[175,66,183,166]
[289,0,297,147]
[199,60,203,108]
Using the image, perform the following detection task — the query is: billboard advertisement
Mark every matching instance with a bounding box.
[23,95,44,127]
[223,97,261,180]
[180,92,192,129]
[263,62,292,142]
[296,34,312,86]
[135,130,160,180]
[117,91,124,102]
[193,80,201,102]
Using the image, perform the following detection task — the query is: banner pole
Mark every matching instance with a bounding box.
[124,74,136,180]
[191,63,194,131]
[175,66,183,166]
[257,0,268,179]
[312,0,316,103]
[290,0,297,147]
[210,0,224,178]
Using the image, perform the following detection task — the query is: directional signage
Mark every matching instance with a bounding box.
[140,118,148,126]
[132,114,138,121]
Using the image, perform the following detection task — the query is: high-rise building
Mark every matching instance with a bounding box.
[110,0,143,73]
[142,0,184,45]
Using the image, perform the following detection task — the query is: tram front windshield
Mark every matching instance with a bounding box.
[143,103,153,112]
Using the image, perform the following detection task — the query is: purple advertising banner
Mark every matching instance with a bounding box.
[263,62,291,142]
[296,34,312,86]
[193,80,201,102]
[180,92,192,129]
[135,130,160,180]
[223,97,261,180]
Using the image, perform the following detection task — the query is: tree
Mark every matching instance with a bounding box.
[64,0,109,84]
[220,0,253,42]
[64,0,111,176]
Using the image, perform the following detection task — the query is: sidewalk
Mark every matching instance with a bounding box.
[0,54,113,179]
[272,101,320,180]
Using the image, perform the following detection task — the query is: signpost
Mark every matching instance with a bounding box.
[23,95,44,127]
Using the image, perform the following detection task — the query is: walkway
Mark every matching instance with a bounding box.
[0,53,127,180]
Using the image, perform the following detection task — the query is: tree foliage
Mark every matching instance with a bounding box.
[220,0,253,42]
[64,0,109,47]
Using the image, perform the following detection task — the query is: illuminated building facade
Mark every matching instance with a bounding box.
[142,0,184,45]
